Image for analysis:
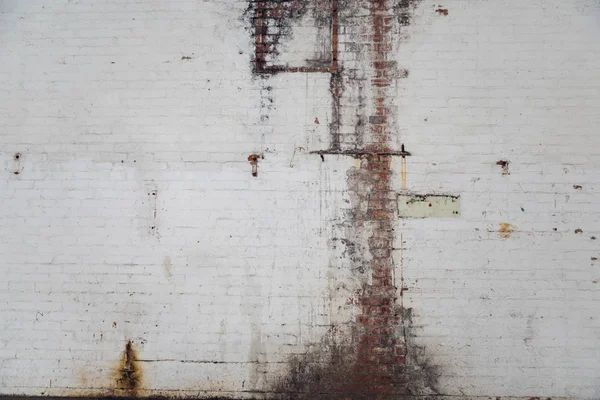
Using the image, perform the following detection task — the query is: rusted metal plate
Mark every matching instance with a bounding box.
[397,194,460,218]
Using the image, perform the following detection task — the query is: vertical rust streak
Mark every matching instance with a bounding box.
[254,1,266,73]
[328,0,342,150]
[331,0,339,72]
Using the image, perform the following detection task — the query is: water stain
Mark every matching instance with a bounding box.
[163,256,173,279]
[499,223,515,239]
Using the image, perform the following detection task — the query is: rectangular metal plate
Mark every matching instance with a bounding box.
[397,194,460,218]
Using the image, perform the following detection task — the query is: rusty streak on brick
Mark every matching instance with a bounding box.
[331,0,339,71]
[249,0,437,396]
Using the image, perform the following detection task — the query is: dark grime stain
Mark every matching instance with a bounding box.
[244,0,310,74]
[272,307,439,398]
[394,0,423,26]
[114,340,142,394]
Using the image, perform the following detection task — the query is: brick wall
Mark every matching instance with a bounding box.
[1,0,599,398]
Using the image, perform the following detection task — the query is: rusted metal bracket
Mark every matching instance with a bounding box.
[311,144,411,161]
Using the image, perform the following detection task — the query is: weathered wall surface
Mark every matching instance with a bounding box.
[0,0,599,398]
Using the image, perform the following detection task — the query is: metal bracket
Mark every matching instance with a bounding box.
[311,144,411,161]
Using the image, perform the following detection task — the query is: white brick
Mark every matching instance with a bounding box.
[1,0,599,397]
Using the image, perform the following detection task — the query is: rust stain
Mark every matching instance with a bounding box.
[499,223,515,239]
[435,8,448,15]
[112,340,142,395]
[401,153,407,190]
[496,160,510,175]
[248,153,263,177]
[573,184,582,190]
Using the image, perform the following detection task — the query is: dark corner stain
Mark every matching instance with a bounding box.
[272,307,439,398]
[113,340,142,395]
[243,0,310,75]
[496,160,509,175]
[394,0,424,27]
[248,153,263,177]
[435,8,448,15]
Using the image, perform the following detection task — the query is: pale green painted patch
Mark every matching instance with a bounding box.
[397,194,460,218]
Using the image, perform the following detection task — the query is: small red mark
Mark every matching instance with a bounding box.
[248,154,263,177]
[496,160,510,175]
[428,203,432,207]
[327,326,343,334]
[436,8,448,15]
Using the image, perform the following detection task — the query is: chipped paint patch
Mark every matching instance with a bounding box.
[397,194,460,218]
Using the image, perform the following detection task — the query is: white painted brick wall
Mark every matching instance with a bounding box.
[0,0,599,398]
